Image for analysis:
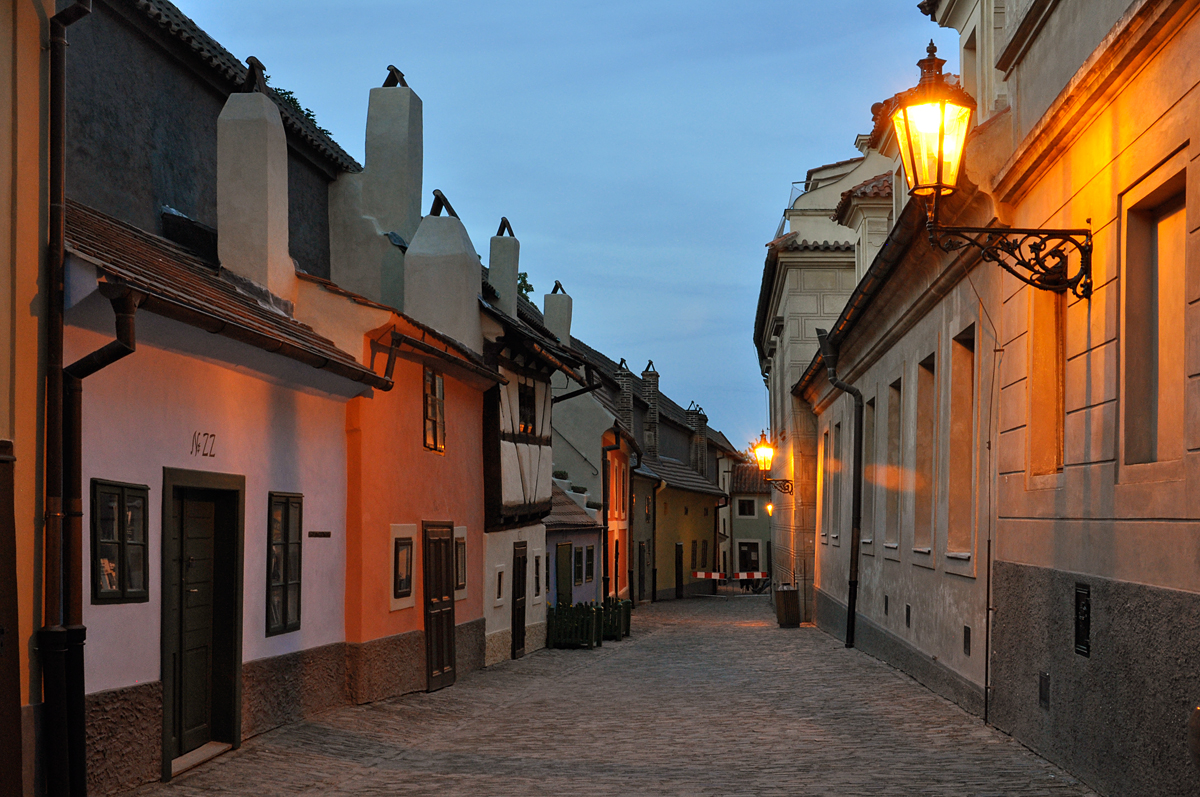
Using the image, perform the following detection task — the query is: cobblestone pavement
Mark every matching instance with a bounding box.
[127,597,1099,796]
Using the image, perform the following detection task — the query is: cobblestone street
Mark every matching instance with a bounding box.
[126,598,1098,796]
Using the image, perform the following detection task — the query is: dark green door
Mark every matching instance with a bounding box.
[675,543,684,598]
[423,525,456,692]
[511,541,527,659]
[555,543,572,606]
[180,497,215,753]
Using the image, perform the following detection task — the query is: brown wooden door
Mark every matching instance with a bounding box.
[638,542,646,601]
[675,543,684,598]
[511,542,527,659]
[555,543,572,606]
[180,496,215,753]
[423,525,456,692]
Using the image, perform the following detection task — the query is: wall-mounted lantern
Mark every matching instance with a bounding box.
[890,42,1092,298]
[754,431,793,494]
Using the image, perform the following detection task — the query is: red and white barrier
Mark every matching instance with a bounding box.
[691,571,725,580]
[731,571,769,580]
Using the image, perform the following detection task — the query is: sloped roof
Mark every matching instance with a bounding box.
[765,232,855,253]
[129,0,360,173]
[544,484,602,532]
[66,199,388,391]
[707,428,740,456]
[832,172,893,224]
[645,456,727,497]
[730,463,770,495]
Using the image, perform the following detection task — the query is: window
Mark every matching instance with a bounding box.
[1029,289,1065,475]
[585,545,595,582]
[496,569,504,600]
[91,480,149,604]
[534,555,541,596]
[645,496,650,519]
[393,538,413,599]
[885,378,902,547]
[737,498,756,517]
[518,380,536,436]
[820,429,831,542]
[948,327,976,553]
[454,538,467,590]
[267,493,302,636]
[1124,171,1186,466]
[701,540,709,569]
[831,421,843,544]
[424,367,445,452]
[690,540,698,569]
[915,354,937,552]
[574,547,584,585]
[862,398,876,545]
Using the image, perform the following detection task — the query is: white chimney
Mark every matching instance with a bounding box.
[543,283,572,344]
[217,83,295,304]
[490,220,519,317]
[403,210,483,353]
[329,67,423,306]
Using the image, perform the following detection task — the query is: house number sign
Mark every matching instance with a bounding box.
[190,432,217,458]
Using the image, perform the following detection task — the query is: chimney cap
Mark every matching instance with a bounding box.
[496,217,515,237]
[240,56,269,94]
[383,65,409,88]
[429,189,459,219]
[643,360,656,373]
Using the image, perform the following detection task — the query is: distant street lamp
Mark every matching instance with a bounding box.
[754,431,792,494]
[890,42,1092,298]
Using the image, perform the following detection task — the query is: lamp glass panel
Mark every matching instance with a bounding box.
[892,101,971,196]
[755,444,773,472]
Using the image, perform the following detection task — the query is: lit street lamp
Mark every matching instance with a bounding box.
[889,42,1092,298]
[754,431,792,494]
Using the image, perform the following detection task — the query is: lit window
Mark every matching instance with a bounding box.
[393,538,413,599]
[518,380,536,436]
[424,367,445,452]
[90,480,149,604]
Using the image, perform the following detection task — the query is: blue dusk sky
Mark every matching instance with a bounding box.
[179,0,959,451]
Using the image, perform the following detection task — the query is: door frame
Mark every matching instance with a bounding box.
[511,540,527,659]
[160,468,244,782]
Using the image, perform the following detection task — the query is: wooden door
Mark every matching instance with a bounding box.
[638,542,646,601]
[738,541,760,572]
[423,525,456,692]
[674,542,684,598]
[179,497,216,754]
[511,541,527,659]
[555,543,573,606]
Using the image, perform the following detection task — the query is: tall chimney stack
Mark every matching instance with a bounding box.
[217,58,296,304]
[490,218,519,317]
[641,361,659,460]
[543,281,572,345]
[687,403,708,477]
[616,359,633,434]
[403,197,484,354]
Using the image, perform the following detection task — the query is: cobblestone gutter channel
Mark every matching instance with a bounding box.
[123,598,1098,796]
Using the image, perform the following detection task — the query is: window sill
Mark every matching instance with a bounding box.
[912,547,931,555]
[883,543,899,549]
[946,551,971,560]
[860,538,873,545]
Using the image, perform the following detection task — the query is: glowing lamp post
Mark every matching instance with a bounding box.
[754,431,792,494]
[890,42,1092,299]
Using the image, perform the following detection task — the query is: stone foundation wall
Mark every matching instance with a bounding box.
[346,629,424,704]
[484,628,511,666]
[85,681,162,796]
[991,561,1200,797]
[241,641,347,739]
[456,618,485,675]
[525,621,546,654]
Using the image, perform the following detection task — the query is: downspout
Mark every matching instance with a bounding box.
[816,329,863,649]
[652,479,665,601]
[44,3,91,796]
[601,426,621,601]
[628,450,639,606]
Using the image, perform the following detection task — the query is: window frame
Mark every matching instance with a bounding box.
[574,547,584,586]
[736,498,757,518]
[266,492,303,637]
[90,479,150,605]
[585,545,595,583]
[454,537,467,591]
[393,537,414,599]
[424,366,446,453]
[517,380,537,436]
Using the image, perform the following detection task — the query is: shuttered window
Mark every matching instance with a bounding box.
[266,493,302,636]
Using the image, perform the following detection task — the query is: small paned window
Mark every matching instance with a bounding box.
[574,547,584,586]
[701,540,709,569]
[690,540,698,570]
[534,555,541,596]
[454,538,467,591]
[424,367,446,452]
[267,493,302,636]
[91,480,149,604]
[518,380,537,436]
[737,499,756,517]
[393,538,413,599]
[585,545,595,582]
[645,498,651,519]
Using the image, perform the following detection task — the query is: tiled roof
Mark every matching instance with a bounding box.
[66,199,389,391]
[642,456,726,497]
[832,172,893,224]
[544,484,602,532]
[765,232,855,253]
[730,463,770,495]
[707,428,740,456]
[129,0,361,173]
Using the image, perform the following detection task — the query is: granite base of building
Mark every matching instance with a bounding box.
[346,629,424,704]
[815,588,985,717]
[525,621,546,654]
[484,628,512,666]
[242,641,347,739]
[990,561,1200,797]
[85,680,162,796]
[21,703,39,797]
[456,617,486,675]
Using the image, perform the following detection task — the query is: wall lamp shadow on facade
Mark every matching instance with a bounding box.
[889,42,1092,299]
[753,431,793,494]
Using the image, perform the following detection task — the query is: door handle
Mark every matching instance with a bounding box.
[186,588,199,593]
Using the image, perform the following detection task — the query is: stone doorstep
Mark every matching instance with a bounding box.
[170,741,231,778]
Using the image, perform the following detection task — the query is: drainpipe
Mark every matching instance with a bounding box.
[816,329,863,649]
[601,426,621,601]
[628,450,639,605]
[44,3,91,795]
[652,479,665,601]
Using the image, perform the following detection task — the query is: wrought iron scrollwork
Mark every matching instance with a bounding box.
[765,478,793,495]
[928,224,1093,299]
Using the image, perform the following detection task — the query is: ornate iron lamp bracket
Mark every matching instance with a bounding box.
[764,478,793,495]
[927,222,1093,299]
